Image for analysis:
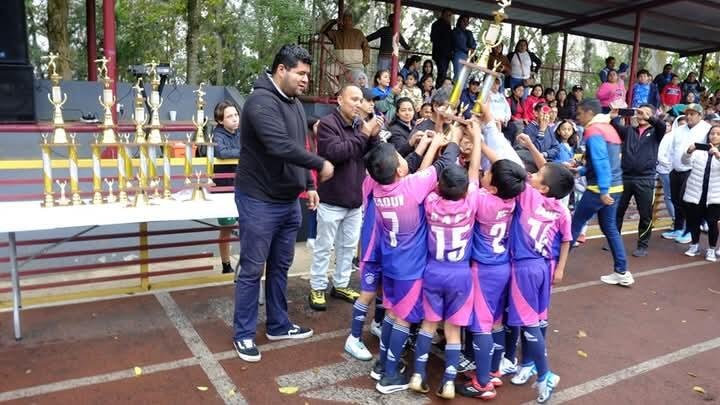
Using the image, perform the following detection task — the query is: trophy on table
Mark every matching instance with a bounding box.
[40,133,55,207]
[67,133,84,206]
[191,83,216,187]
[132,78,148,144]
[43,52,68,144]
[96,56,118,144]
[146,61,163,145]
[90,133,104,204]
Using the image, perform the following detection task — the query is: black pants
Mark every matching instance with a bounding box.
[616,176,656,249]
[434,56,450,89]
[685,202,720,246]
[669,170,691,232]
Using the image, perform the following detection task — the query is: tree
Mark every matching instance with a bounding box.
[47,0,72,79]
[185,0,201,85]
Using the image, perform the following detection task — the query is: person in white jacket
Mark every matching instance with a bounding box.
[661,104,711,243]
[656,116,686,226]
[681,124,720,261]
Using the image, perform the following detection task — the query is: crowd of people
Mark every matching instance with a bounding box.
[212,26,720,403]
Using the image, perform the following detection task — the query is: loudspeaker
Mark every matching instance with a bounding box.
[0,64,36,122]
[0,0,30,64]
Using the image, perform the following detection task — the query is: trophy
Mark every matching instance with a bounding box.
[448,49,476,109]
[56,179,70,206]
[67,133,84,205]
[162,134,173,199]
[472,0,511,115]
[183,133,193,185]
[115,133,132,205]
[132,79,147,144]
[43,52,68,144]
[97,56,118,144]
[40,133,55,207]
[91,134,104,204]
[104,178,117,203]
[192,83,208,144]
[190,171,210,201]
[146,61,163,145]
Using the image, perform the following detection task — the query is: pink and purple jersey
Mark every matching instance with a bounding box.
[471,187,516,265]
[424,183,480,265]
[509,184,572,261]
[359,176,381,264]
[371,166,439,280]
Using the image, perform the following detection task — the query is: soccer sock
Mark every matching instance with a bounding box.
[351,301,368,339]
[379,316,394,365]
[386,323,410,377]
[490,328,506,373]
[504,325,521,362]
[413,329,434,380]
[443,343,462,385]
[463,328,475,359]
[472,333,493,386]
[540,319,549,339]
[374,296,385,324]
[522,326,549,379]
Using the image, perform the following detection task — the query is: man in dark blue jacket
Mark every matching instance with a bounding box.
[451,15,476,82]
[233,44,335,363]
[572,99,634,287]
[430,9,453,89]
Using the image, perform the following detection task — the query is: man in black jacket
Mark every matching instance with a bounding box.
[233,44,334,363]
[430,9,453,89]
[611,104,666,257]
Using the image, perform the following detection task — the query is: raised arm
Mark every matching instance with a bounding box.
[516,133,547,169]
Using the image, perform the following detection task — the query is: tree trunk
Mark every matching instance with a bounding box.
[47,0,71,80]
[185,0,201,85]
[582,37,593,89]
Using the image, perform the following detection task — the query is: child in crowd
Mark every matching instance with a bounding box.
[400,73,424,112]
[661,74,683,110]
[301,118,320,250]
[631,69,661,108]
[373,70,402,121]
[523,84,544,123]
[553,119,579,164]
[372,70,392,100]
[419,102,433,120]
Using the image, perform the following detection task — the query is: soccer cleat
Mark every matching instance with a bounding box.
[662,229,682,240]
[456,375,497,400]
[221,262,234,274]
[632,247,648,257]
[266,324,313,341]
[676,232,692,244]
[309,290,327,311]
[233,338,261,362]
[706,248,717,262]
[371,359,407,381]
[408,373,429,393]
[436,380,455,399]
[457,352,476,372]
[499,356,518,375]
[684,244,701,257]
[489,370,504,387]
[535,372,560,404]
[330,286,360,303]
[600,271,635,286]
[511,363,537,385]
[375,373,409,394]
[370,320,382,339]
[344,335,373,361]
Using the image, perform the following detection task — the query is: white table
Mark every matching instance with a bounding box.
[0,193,238,339]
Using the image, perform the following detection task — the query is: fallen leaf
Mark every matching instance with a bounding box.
[693,386,706,395]
[688,372,697,378]
[708,288,720,295]
[642,302,648,305]
[229,387,236,396]
[196,386,208,392]
[696,308,709,312]
[577,350,588,358]
[279,386,299,395]
[650,290,657,294]
[553,329,559,333]
[25,369,31,374]
[681,320,687,323]
[576,330,587,338]
[133,366,142,376]
[656,307,661,311]
[240,366,248,371]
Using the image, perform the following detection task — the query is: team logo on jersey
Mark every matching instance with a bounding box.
[364,272,375,286]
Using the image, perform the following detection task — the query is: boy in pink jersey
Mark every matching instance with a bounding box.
[365,127,463,394]
[505,133,574,404]
[408,122,483,399]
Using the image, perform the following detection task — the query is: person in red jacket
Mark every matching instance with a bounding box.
[661,74,682,109]
[523,84,544,123]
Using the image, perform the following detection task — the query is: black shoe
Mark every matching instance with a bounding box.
[370,359,407,381]
[632,247,648,257]
[221,262,234,274]
[352,257,360,271]
[601,244,610,251]
[375,373,409,394]
[233,338,261,362]
[266,324,313,341]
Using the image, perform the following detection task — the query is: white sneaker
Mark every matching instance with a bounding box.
[535,371,560,403]
[499,356,518,375]
[306,238,315,250]
[600,271,635,286]
[511,363,537,385]
[344,335,373,361]
[706,248,717,262]
[370,320,382,339]
[684,244,701,257]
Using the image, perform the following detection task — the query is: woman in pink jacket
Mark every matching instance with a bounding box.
[596,70,626,113]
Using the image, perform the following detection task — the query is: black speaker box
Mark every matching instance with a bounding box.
[0,64,36,122]
[0,0,30,64]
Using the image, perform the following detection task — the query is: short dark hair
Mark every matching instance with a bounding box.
[395,96,414,110]
[214,100,238,122]
[364,143,399,185]
[374,69,390,86]
[420,102,432,110]
[534,101,548,112]
[544,88,555,98]
[638,103,657,115]
[271,44,312,74]
[512,83,525,92]
[637,69,650,78]
[542,162,575,199]
[491,159,527,199]
[605,56,615,64]
[578,98,602,115]
[438,165,469,201]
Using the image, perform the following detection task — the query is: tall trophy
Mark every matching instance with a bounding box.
[146,61,163,145]
[91,134,104,204]
[97,56,118,144]
[40,133,55,207]
[132,79,147,144]
[472,0,511,115]
[67,133,84,205]
[192,82,208,144]
[448,49,476,110]
[43,53,68,144]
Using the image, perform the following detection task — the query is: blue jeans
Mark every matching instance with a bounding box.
[306,209,317,239]
[658,173,675,222]
[377,55,392,72]
[233,191,299,340]
[452,52,468,82]
[571,191,627,273]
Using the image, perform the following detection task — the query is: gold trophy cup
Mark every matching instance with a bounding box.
[43,53,68,144]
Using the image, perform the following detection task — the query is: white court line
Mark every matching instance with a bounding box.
[523,337,720,404]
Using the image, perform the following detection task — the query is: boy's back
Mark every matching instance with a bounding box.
[510,185,571,261]
[471,189,516,265]
[425,183,480,264]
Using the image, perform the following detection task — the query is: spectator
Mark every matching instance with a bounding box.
[631,69,660,109]
[661,74,682,109]
[460,77,481,119]
[557,89,573,120]
[507,83,526,134]
[399,73,423,113]
[488,77,512,127]
[373,70,402,121]
[430,9,454,89]
[349,69,369,88]
[596,70,626,113]
[366,13,410,72]
[572,99,633,286]
[358,87,379,121]
[610,104,666,257]
[387,97,417,156]
[419,102,433,119]
[301,117,321,250]
[524,102,560,160]
[422,59,434,77]
[420,74,435,103]
[308,84,382,311]
[599,56,616,83]
[233,44,334,362]
[507,39,542,91]
[213,101,241,275]
[322,12,370,71]
[544,88,556,105]
[657,115,685,232]
[553,119,579,163]
[654,63,674,92]
[681,72,702,102]
[523,84,544,122]
[451,15,477,81]
[372,70,392,100]
[399,55,422,82]
[567,85,583,122]
[488,43,511,78]
[680,125,720,261]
